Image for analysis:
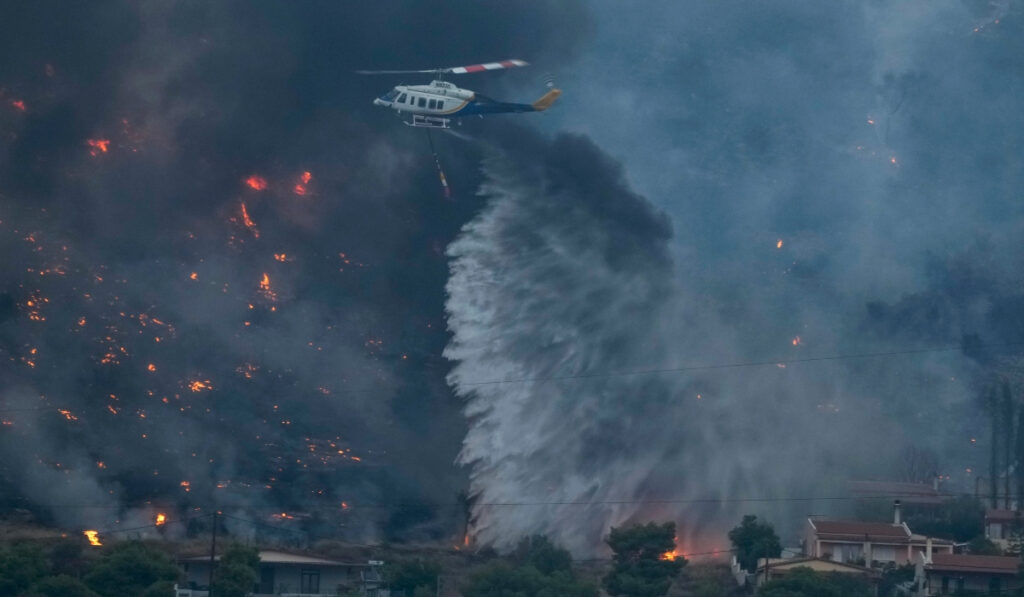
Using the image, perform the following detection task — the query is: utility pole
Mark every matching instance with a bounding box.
[208,511,218,597]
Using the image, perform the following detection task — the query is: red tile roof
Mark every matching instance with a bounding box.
[928,553,1020,574]
[811,519,910,542]
[985,509,1024,523]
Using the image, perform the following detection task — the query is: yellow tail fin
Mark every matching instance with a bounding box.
[532,88,562,111]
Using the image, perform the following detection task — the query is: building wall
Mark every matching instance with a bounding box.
[181,561,374,595]
[924,571,1022,596]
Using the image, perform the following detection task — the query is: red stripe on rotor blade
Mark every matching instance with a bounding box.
[463,65,487,72]
[500,60,517,68]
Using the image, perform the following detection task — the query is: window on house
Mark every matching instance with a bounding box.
[990,577,1002,592]
[300,569,320,593]
[941,576,949,593]
[417,97,426,108]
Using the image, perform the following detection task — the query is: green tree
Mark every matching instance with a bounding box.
[23,575,100,597]
[0,544,49,597]
[463,561,597,597]
[967,535,1002,555]
[385,559,441,597]
[757,567,871,597]
[84,542,179,597]
[211,543,260,597]
[603,522,685,597]
[904,496,984,542]
[511,535,572,575]
[728,515,782,573]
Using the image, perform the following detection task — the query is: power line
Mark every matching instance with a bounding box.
[460,341,1024,386]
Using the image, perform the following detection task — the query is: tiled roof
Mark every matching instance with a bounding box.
[811,519,910,542]
[985,509,1024,523]
[928,553,1020,574]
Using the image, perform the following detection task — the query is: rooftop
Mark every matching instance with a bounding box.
[180,550,374,567]
[985,509,1024,523]
[927,553,1021,574]
[810,519,910,542]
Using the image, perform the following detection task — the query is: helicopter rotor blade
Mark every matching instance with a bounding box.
[355,59,529,76]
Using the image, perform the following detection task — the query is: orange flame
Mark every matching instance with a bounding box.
[791,336,801,346]
[293,171,312,195]
[83,530,102,546]
[245,175,268,191]
[188,380,211,392]
[57,409,78,421]
[776,239,783,249]
[147,363,157,372]
[273,253,287,262]
[155,513,166,526]
[11,100,26,112]
[240,202,259,238]
[86,139,110,156]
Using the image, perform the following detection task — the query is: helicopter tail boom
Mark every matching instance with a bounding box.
[532,88,562,111]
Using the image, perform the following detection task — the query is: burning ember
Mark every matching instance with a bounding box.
[791,336,801,346]
[776,239,783,249]
[83,530,102,546]
[244,175,268,191]
[86,139,110,156]
[293,171,312,195]
[660,549,680,561]
[239,202,259,237]
[11,99,26,112]
[258,273,276,301]
[155,513,166,526]
[188,380,212,392]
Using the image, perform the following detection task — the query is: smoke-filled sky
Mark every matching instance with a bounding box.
[0,0,1022,554]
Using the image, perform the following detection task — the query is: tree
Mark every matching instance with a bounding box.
[463,561,596,597]
[967,535,1002,555]
[23,575,100,597]
[84,542,180,597]
[728,515,782,573]
[385,559,441,597]
[904,496,984,542]
[0,544,49,597]
[757,567,871,597]
[211,543,260,597]
[603,522,685,597]
[511,535,572,575]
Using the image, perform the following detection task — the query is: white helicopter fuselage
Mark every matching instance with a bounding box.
[372,79,560,128]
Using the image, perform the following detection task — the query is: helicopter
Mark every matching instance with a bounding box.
[358,59,561,129]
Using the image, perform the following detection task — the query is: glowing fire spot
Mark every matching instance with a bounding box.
[147,363,157,372]
[87,139,110,156]
[792,336,801,346]
[341,501,349,510]
[245,175,268,191]
[77,317,87,327]
[273,253,287,262]
[11,100,26,112]
[155,513,166,526]
[776,239,783,249]
[83,530,102,546]
[96,461,105,469]
[189,272,198,280]
[57,409,78,421]
[180,480,191,492]
[240,202,259,238]
[188,380,212,393]
[660,550,680,561]
[259,273,276,301]
[890,156,898,165]
[867,118,875,125]
[293,171,312,195]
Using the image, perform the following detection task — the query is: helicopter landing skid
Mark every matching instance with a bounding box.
[405,114,451,129]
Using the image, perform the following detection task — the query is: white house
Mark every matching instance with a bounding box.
[177,550,387,597]
[915,552,1023,595]
[804,502,952,567]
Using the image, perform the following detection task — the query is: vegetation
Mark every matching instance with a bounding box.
[385,558,441,597]
[757,567,872,597]
[211,543,260,597]
[463,535,597,597]
[728,515,781,573]
[603,522,685,597]
[83,542,179,597]
[967,535,1002,555]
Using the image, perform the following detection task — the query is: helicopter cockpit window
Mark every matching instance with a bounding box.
[383,89,399,101]
[398,93,407,103]
[417,97,426,108]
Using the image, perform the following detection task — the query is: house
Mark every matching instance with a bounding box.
[984,508,1024,551]
[751,557,880,591]
[804,501,953,566]
[914,552,1023,595]
[176,550,387,597]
